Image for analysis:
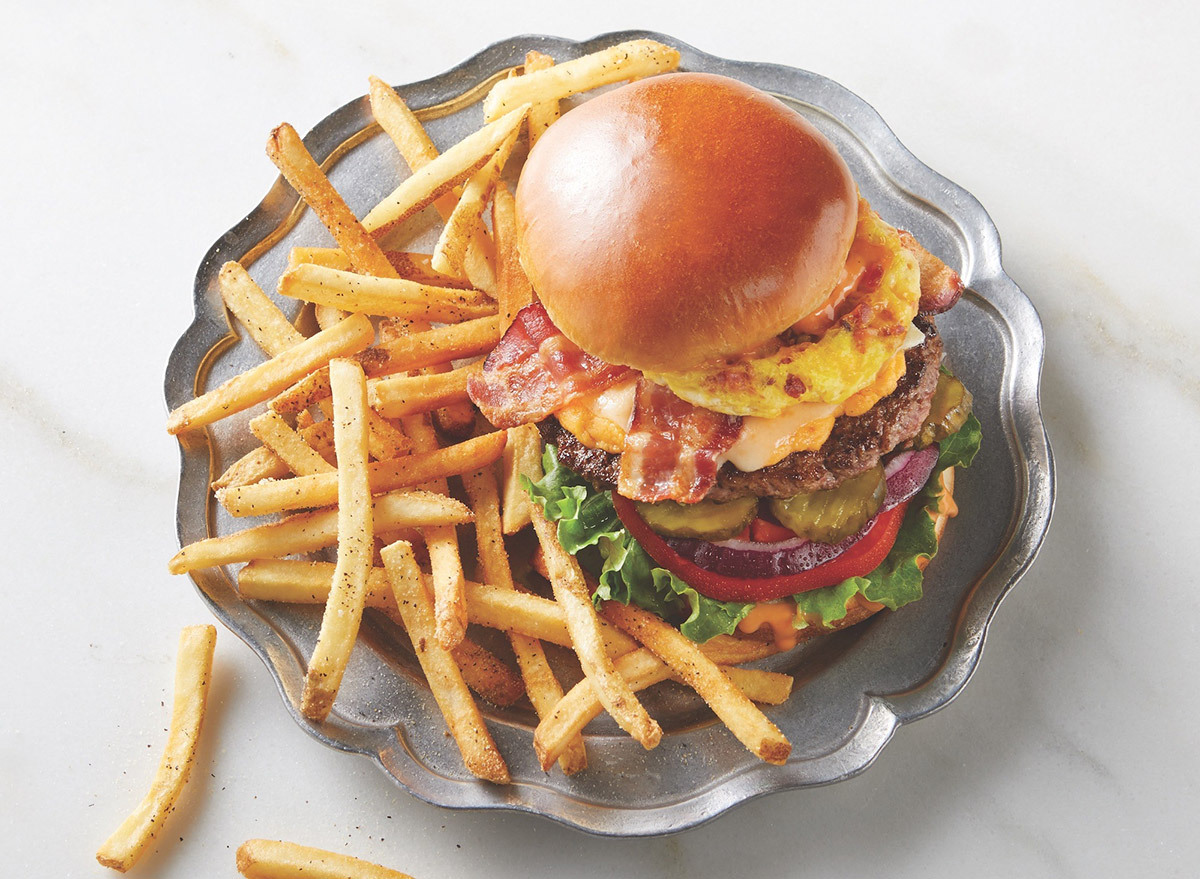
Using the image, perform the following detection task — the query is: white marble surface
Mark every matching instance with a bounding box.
[4,1,1198,875]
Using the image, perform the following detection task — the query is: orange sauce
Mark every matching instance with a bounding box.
[738,601,800,651]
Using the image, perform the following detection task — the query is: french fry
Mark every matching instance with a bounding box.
[380,541,509,783]
[236,560,522,707]
[365,315,502,377]
[168,489,471,574]
[482,39,680,122]
[362,103,530,237]
[289,246,476,289]
[600,601,791,765]
[219,261,306,356]
[249,409,336,476]
[266,122,398,280]
[462,464,585,774]
[424,525,467,649]
[430,128,519,279]
[96,625,216,872]
[491,183,534,331]
[236,838,414,879]
[301,360,374,721]
[268,368,330,414]
[213,420,336,491]
[166,313,375,435]
[367,362,481,419]
[367,78,497,295]
[219,431,506,517]
[278,262,496,322]
[530,506,661,749]
[501,423,543,534]
[523,50,559,146]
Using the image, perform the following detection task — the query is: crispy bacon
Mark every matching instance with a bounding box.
[618,380,743,504]
[467,302,631,428]
[899,230,964,314]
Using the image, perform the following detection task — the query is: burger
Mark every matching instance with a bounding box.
[468,72,980,647]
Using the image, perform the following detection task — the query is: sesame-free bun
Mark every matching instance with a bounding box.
[515,72,858,373]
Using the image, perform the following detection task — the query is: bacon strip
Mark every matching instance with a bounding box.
[467,303,631,428]
[899,230,963,314]
[618,380,743,504]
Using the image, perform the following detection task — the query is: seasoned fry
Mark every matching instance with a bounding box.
[249,409,336,476]
[166,313,375,435]
[219,431,505,517]
[380,541,509,783]
[219,261,306,356]
[168,489,471,574]
[301,360,374,721]
[430,128,519,279]
[501,423,543,534]
[483,39,680,122]
[491,183,535,331]
[523,50,559,146]
[236,560,522,707]
[425,525,467,650]
[362,103,530,236]
[278,262,495,322]
[96,625,216,872]
[236,838,414,879]
[266,122,398,280]
[213,420,335,491]
[530,506,661,749]
[365,316,502,377]
[601,601,791,765]
[367,362,481,419]
[367,76,497,294]
[289,246,475,289]
[463,464,585,774]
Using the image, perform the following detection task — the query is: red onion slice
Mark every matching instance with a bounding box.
[663,447,940,579]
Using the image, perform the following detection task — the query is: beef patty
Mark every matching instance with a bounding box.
[538,315,945,501]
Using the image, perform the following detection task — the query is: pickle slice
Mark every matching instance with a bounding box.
[916,372,974,448]
[635,496,758,541]
[769,465,886,544]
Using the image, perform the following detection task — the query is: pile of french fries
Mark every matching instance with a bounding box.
[166,39,795,784]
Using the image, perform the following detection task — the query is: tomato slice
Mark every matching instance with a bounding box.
[613,494,910,603]
[749,517,797,543]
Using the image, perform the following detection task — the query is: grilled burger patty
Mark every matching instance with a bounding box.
[539,316,945,501]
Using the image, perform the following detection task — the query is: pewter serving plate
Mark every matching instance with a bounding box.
[166,31,1054,836]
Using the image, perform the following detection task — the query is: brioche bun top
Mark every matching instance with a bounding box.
[514,72,858,373]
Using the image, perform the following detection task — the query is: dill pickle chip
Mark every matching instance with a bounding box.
[916,373,974,448]
[769,465,886,544]
[635,496,758,540]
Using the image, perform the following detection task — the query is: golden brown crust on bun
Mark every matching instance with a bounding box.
[515,72,858,373]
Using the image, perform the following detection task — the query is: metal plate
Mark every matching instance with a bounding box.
[165,31,1054,837]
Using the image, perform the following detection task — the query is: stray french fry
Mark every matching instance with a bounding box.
[362,103,530,236]
[301,360,374,720]
[380,541,509,783]
[523,50,559,146]
[96,625,216,872]
[501,423,543,534]
[168,489,471,574]
[219,431,505,517]
[601,601,791,765]
[278,262,496,322]
[237,560,522,707]
[491,183,534,330]
[219,261,306,356]
[463,464,585,774]
[236,838,414,879]
[367,362,482,419]
[482,39,680,122]
[249,410,335,476]
[266,123,398,280]
[530,506,661,749]
[166,313,375,435]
